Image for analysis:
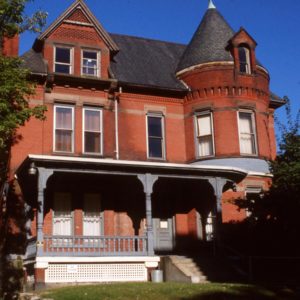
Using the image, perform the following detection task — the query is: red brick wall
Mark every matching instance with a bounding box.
[2,35,19,56]
[181,64,273,161]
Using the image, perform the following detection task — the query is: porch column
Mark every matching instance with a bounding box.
[137,173,158,256]
[36,168,53,257]
[208,177,227,245]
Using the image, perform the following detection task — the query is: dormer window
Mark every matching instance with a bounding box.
[82,50,100,77]
[238,45,251,74]
[54,46,73,74]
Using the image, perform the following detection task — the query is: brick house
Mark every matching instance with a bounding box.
[4,0,284,286]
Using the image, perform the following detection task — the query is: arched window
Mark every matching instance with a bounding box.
[238,46,251,74]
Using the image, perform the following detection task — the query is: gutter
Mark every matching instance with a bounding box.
[27,154,248,176]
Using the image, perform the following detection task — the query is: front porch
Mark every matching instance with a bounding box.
[43,235,147,256]
[17,155,246,285]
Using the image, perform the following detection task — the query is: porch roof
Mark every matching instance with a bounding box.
[20,155,249,182]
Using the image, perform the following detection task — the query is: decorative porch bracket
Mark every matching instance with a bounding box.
[36,168,53,256]
[208,177,227,245]
[137,173,158,256]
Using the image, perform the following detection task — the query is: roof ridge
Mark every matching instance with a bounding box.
[110,32,186,47]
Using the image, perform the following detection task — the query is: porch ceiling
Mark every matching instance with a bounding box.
[19,155,247,182]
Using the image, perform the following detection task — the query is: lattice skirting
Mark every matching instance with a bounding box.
[45,263,148,283]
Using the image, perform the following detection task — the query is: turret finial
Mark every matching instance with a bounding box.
[208,0,216,9]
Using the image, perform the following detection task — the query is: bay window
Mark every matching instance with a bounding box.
[238,110,257,155]
[195,112,214,157]
[83,107,102,154]
[147,114,165,159]
[54,105,74,152]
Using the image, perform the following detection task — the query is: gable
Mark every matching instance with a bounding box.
[229,27,257,48]
[38,1,118,52]
[66,8,90,23]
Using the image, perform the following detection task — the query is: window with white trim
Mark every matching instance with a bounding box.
[147,114,165,159]
[53,193,72,236]
[83,193,102,236]
[195,112,214,157]
[54,105,74,153]
[238,46,251,74]
[238,110,257,155]
[83,107,102,154]
[54,46,73,74]
[82,50,100,77]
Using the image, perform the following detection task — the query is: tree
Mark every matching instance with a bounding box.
[227,97,300,256]
[0,0,47,183]
[0,1,47,297]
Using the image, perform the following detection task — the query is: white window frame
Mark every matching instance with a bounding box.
[52,192,73,236]
[194,111,215,158]
[83,193,103,237]
[54,45,73,74]
[237,110,258,156]
[81,49,100,77]
[82,107,103,155]
[238,46,251,74]
[146,113,166,160]
[245,186,263,217]
[53,104,75,153]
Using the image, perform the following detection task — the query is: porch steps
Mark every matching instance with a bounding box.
[161,256,208,283]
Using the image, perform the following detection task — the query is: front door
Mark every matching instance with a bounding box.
[153,218,174,252]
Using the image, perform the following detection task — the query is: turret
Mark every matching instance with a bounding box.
[179,0,273,172]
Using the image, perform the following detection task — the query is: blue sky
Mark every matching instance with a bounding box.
[21,0,300,130]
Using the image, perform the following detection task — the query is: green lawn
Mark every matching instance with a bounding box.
[40,282,298,300]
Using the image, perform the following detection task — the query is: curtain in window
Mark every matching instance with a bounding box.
[53,193,72,236]
[197,114,213,156]
[239,112,255,154]
[82,51,98,76]
[83,194,101,236]
[84,109,101,153]
[55,107,73,152]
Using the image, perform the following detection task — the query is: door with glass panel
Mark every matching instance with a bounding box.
[53,193,72,246]
[83,194,102,247]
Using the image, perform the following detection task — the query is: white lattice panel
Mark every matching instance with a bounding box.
[45,263,147,283]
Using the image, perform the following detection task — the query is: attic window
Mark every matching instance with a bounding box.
[238,46,251,74]
[54,46,73,74]
[82,50,100,77]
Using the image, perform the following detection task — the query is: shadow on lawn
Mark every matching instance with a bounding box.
[179,286,298,300]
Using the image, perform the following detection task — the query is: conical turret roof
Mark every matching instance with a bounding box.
[176,7,235,73]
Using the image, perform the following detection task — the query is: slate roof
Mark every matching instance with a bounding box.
[21,49,47,75]
[110,34,187,90]
[176,8,235,73]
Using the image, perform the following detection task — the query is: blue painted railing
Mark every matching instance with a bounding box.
[43,235,148,256]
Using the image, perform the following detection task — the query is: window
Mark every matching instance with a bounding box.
[245,187,263,217]
[238,111,257,155]
[238,46,251,74]
[147,114,165,159]
[54,105,74,152]
[195,112,214,157]
[83,194,102,236]
[205,212,214,242]
[82,50,100,77]
[53,193,72,236]
[54,46,73,74]
[83,107,102,154]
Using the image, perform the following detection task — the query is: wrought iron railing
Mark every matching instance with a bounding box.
[44,235,148,256]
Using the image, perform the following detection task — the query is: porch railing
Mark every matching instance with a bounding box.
[44,235,148,256]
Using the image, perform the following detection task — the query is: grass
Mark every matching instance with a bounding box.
[39,282,299,300]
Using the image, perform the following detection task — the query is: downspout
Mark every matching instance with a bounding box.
[115,87,121,160]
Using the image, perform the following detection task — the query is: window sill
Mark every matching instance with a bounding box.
[147,157,167,162]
